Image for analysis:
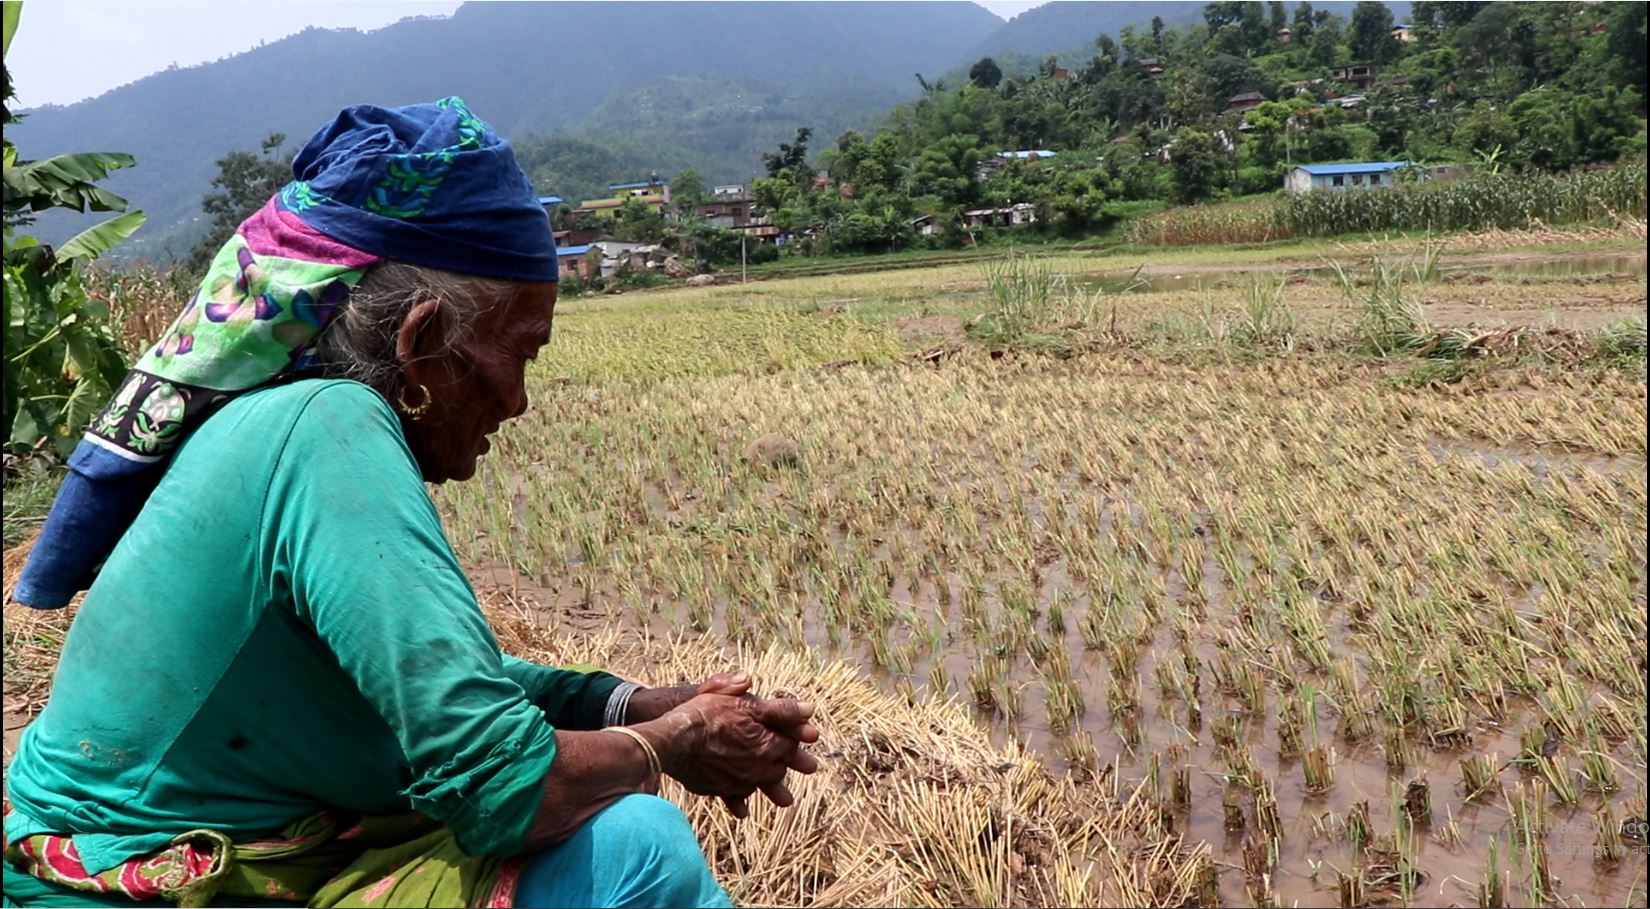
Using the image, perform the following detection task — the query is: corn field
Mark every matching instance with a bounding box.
[1125,201,1292,246]
[1129,161,1648,246]
[1287,162,1648,236]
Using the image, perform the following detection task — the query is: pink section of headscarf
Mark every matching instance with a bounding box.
[238,200,383,269]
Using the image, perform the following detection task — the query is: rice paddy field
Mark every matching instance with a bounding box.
[3,232,1646,908]
[436,236,1648,907]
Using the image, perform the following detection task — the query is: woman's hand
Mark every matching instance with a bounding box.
[526,676,819,849]
[637,689,820,819]
[623,671,755,723]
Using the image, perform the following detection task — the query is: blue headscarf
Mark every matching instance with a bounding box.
[281,96,556,281]
[12,97,557,609]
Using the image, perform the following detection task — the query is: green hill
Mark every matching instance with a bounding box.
[8,1,999,257]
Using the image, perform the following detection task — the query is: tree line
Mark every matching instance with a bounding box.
[736,1,1646,254]
[190,2,1646,262]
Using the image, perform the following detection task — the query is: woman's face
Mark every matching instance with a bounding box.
[400,282,557,483]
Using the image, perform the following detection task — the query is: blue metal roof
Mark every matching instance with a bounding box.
[1295,161,1410,176]
[556,244,591,256]
[608,180,668,190]
[998,150,1057,159]
[538,195,565,206]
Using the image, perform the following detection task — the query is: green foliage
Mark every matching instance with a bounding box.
[969,251,1136,353]
[762,128,813,180]
[605,266,671,293]
[1285,162,1647,236]
[969,57,1003,90]
[670,169,704,218]
[2,150,138,225]
[613,196,667,243]
[1348,1,1398,64]
[1169,128,1231,204]
[971,249,1059,349]
[3,247,129,456]
[1596,319,1648,364]
[1,2,19,62]
[1131,159,1646,246]
[3,2,142,460]
[185,133,292,274]
[1330,253,1432,355]
[1228,278,1299,350]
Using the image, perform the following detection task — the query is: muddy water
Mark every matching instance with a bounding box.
[1084,253,1649,294]
[1424,439,1647,479]
[485,447,1647,908]
[504,552,1648,907]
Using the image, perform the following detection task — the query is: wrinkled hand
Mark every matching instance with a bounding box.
[657,683,820,819]
[624,671,753,723]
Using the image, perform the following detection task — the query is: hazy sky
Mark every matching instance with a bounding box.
[7,0,1051,109]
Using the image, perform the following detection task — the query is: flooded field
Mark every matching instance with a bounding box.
[437,248,1647,907]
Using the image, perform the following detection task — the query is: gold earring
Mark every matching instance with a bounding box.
[398,382,431,418]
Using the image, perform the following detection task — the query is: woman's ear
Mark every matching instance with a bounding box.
[395,298,445,384]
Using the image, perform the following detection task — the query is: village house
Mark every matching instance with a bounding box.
[1285,161,1474,194]
[610,176,671,204]
[569,177,671,222]
[554,228,600,247]
[590,239,650,278]
[909,214,939,237]
[696,185,755,228]
[1331,64,1377,91]
[569,197,623,220]
[1138,57,1165,80]
[1284,161,1411,193]
[961,203,1038,229]
[976,149,1057,182]
[692,185,780,240]
[1227,91,1266,114]
[554,244,602,282]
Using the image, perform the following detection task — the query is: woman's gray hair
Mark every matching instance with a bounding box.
[309,261,523,401]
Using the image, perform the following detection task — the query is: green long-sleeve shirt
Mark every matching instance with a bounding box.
[4,380,620,875]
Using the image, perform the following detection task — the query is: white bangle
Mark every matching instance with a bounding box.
[603,681,642,727]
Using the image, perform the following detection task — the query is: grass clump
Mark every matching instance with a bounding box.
[967,251,1137,353]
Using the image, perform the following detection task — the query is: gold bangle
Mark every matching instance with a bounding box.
[608,725,662,780]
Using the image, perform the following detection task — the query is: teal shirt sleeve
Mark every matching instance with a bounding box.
[264,383,555,858]
[500,656,626,730]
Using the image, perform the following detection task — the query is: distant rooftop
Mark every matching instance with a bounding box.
[556,244,592,256]
[609,179,669,190]
[997,150,1057,159]
[537,195,565,207]
[1293,161,1411,176]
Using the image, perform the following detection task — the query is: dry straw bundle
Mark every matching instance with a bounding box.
[483,591,1212,908]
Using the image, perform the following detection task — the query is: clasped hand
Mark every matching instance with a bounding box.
[640,672,820,819]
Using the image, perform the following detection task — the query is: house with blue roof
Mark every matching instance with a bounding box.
[1284,161,1414,194]
[554,243,601,281]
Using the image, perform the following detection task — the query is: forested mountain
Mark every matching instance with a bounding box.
[741,1,1646,254]
[14,1,1635,265]
[963,1,1206,63]
[7,0,1002,254]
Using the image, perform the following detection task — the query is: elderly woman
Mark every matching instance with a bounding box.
[3,98,817,909]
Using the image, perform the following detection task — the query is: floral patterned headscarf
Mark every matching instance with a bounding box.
[13,96,557,609]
